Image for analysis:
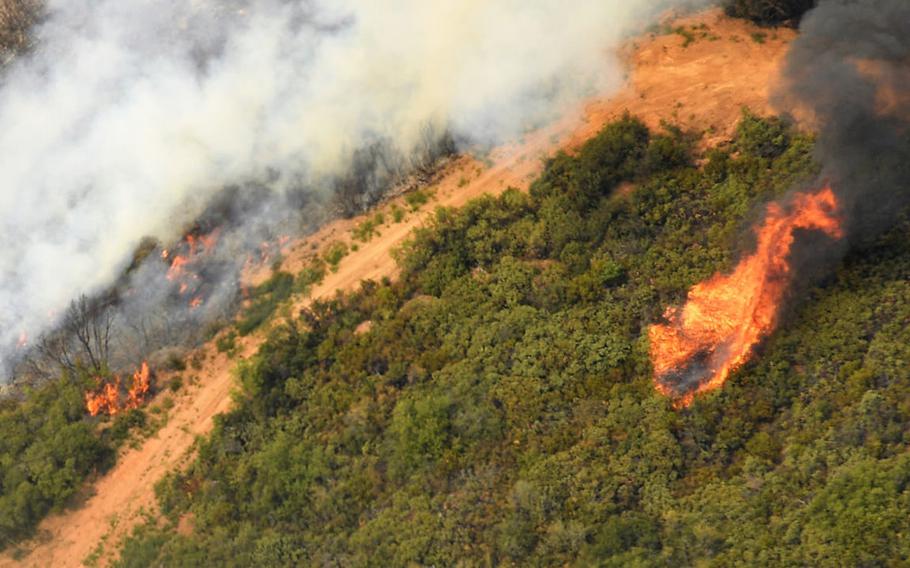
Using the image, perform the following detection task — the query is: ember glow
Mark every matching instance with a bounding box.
[85,362,152,417]
[162,229,220,307]
[649,187,843,407]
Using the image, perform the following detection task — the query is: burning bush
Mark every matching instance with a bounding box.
[649,186,842,406]
[84,361,152,417]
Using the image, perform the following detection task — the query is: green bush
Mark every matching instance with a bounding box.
[237,272,295,336]
[215,330,237,354]
[736,108,791,158]
[294,259,326,295]
[321,240,349,271]
[405,189,432,211]
[0,373,113,547]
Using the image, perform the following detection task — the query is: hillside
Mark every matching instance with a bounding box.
[111,105,910,565]
[2,8,877,567]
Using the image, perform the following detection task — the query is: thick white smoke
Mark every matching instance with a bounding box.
[0,0,696,374]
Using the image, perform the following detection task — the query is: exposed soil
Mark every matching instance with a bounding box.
[1,9,795,567]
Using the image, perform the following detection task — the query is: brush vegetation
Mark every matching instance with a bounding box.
[0,370,145,548]
[103,113,910,566]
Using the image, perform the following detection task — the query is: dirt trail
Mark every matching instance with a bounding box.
[3,9,793,567]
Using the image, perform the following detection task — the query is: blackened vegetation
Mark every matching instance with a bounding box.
[11,122,459,386]
[26,294,114,380]
[724,0,816,26]
[332,125,457,217]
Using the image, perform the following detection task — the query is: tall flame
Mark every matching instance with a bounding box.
[126,361,151,410]
[85,362,152,417]
[649,187,843,407]
[85,375,121,417]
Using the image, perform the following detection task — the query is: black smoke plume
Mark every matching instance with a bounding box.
[777,0,910,243]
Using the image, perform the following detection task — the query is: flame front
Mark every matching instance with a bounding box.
[649,187,843,407]
[85,361,152,417]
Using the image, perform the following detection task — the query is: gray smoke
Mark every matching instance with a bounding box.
[0,0,705,379]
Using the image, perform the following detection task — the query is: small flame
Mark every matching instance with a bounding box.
[167,255,191,281]
[164,229,218,302]
[649,187,843,407]
[16,331,28,349]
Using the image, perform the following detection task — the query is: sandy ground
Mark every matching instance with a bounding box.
[2,9,794,567]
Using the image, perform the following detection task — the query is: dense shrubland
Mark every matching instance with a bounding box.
[0,370,131,548]
[112,112,910,566]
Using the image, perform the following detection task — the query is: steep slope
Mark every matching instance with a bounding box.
[2,9,794,566]
[113,78,910,567]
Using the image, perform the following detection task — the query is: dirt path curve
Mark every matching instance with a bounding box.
[2,9,793,567]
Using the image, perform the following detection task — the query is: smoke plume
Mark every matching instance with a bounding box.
[776,0,910,243]
[0,0,702,378]
[650,0,910,403]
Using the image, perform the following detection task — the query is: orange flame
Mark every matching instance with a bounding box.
[164,229,218,298]
[167,255,191,281]
[649,187,843,407]
[126,361,151,410]
[85,362,152,417]
[85,375,122,417]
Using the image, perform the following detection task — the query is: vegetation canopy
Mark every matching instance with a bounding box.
[101,112,910,566]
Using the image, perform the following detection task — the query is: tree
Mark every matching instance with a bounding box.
[25,294,114,379]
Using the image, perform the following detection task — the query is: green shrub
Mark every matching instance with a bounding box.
[353,212,387,242]
[736,108,791,159]
[215,330,237,354]
[237,272,295,336]
[0,373,113,547]
[167,376,183,393]
[321,240,349,271]
[405,189,433,211]
[391,204,406,223]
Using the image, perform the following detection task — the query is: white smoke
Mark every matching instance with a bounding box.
[0,0,697,374]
